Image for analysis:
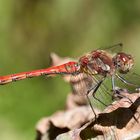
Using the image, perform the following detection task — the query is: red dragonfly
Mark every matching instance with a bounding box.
[0,43,138,118]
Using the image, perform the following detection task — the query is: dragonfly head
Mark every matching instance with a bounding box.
[113,52,134,74]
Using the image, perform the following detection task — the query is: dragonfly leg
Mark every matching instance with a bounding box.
[86,94,97,120]
[86,77,108,119]
[92,74,113,98]
[111,75,133,104]
[86,81,102,119]
[116,74,140,93]
[90,78,108,106]
[116,73,139,87]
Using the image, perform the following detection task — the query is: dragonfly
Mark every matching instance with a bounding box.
[0,43,138,119]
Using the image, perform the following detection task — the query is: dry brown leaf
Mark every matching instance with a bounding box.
[56,93,140,140]
[36,106,99,140]
[36,93,140,140]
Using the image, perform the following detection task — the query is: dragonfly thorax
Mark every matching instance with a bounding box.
[79,50,115,76]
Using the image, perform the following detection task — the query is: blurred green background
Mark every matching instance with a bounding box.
[0,0,140,139]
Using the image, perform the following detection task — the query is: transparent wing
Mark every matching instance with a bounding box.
[99,43,123,54]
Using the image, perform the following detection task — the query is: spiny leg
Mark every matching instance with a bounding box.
[92,76,115,107]
[116,73,139,87]
[111,75,133,104]
[86,77,107,119]
[116,73,140,93]
[90,77,108,106]
[86,94,97,119]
